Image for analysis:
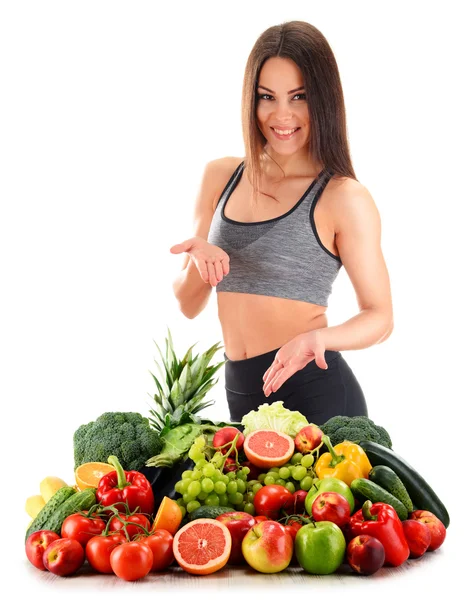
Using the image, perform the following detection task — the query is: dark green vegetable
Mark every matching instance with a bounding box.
[145,422,225,469]
[73,412,163,471]
[359,440,450,528]
[188,506,235,520]
[42,488,97,535]
[369,465,414,512]
[25,486,77,541]
[350,478,408,521]
[320,415,393,449]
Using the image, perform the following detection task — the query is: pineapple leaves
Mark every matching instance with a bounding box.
[148,328,226,435]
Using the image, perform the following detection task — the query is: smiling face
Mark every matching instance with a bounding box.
[256,56,311,158]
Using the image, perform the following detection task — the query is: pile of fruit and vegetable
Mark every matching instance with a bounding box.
[24,329,450,580]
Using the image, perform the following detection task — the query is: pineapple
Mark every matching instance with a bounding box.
[148,326,226,435]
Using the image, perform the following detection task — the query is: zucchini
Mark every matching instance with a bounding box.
[25,486,77,541]
[359,440,450,528]
[42,488,97,536]
[350,478,408,521]
[369,465,414,513]
[188,506,235,521]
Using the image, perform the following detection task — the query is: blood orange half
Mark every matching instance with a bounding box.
[173,518,231,575]
[243,429,295,468]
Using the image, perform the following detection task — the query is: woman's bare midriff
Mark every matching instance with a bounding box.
[214,157,342,361]
[217,292,329,360]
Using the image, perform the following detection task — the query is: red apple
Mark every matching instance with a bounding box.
[43,537,85,576]
[410,510,446,551]
[25,530,61,570]
[213,426,245,456]
[347,535,386,575]
[241,520,293,573]
[216,511,257,564]
[294,425,323,453]
[402,519,432,558]
[311,492,351,528]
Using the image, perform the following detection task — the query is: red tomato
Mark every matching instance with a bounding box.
[138,529,174,571]
[61,513,106,547]
[108,513,151,540]
[254,515,270,523]
[253,485,293,520]
[285,520,303,542]
[110,541,153,581]
[85,533,127,573]
[25,530,61,570]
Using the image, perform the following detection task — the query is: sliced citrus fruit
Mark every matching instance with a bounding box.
[151,496,182,535]
[243,429,295,468]
[173,518,231,575]
[75,462,115,490]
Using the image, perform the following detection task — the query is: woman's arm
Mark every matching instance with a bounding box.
[310,179,394,351]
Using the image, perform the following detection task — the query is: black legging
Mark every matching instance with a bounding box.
[224,347,368,426]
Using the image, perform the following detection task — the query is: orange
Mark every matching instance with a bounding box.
[173,518,231,575]
[75,462,115,490]
[151,496,182,535]
[243,429,295,468]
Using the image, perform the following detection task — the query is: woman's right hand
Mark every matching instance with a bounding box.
[170,236,230,287]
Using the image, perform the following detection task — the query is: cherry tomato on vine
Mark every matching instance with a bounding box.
[110,541,153,581]
[108,513,151,540]
[254,515,271,524]
[61,513,106,547]
[85,532,127,573]
[137,529,175,571]
[284,520,303,542]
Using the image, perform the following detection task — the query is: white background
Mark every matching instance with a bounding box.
[1,1,469,598]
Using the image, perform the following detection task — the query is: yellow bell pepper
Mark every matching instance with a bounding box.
[315,435,373,486]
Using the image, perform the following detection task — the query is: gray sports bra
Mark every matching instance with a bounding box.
[207,161,342,306]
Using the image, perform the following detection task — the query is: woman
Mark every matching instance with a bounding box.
[170,21,393,425]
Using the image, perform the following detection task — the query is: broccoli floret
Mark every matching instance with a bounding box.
[321,415,393,449]
[73,411,163,471]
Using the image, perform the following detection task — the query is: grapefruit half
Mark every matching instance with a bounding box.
[173,518,232,575]
[243,429,295,468]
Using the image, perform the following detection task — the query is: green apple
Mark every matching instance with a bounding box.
[305,477,355,516]
[295,521,346,575]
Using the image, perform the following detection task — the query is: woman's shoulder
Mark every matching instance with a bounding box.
[207,156,245,178]
[204,156,245,210]
[327,174,380,230]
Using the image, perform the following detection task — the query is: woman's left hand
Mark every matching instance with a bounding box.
[262,330,327,397]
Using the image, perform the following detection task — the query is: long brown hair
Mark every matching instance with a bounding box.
[241,20,357,204]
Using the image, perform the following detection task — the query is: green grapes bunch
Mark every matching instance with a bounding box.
[173,434,254,516]
[256,452,317,493]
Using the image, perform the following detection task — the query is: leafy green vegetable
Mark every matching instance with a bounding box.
[320,415,393,449]
[144,421,230,468]
[241,401,309,438]
[73,412,163,471]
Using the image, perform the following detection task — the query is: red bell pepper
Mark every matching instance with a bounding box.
[349,500,410,567]
[96,455,154,517]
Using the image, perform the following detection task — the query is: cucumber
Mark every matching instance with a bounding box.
[350,478,408,521]
[369,465,414,513]
[359,440,450,528]
[41,488,97,536]
[188,506,235,521]
[25,486,77,541]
